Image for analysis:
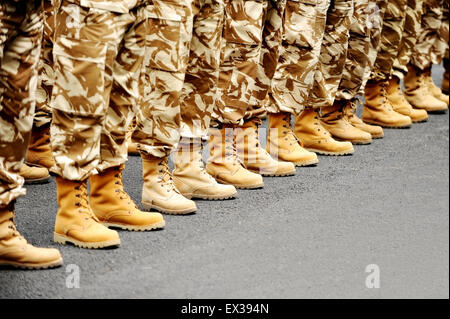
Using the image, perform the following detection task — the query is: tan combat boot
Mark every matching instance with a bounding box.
[54,177,121,249]
[443,58,449,94]
[0,202,63,269]
[267,112,319,167]
[423,66,449,105]
[20,163,51,185]
[26,123,55,169]
[404,64,448,113]
[320,100,373,145]
[343,99,384,139]
[173,138,237,200]
[363,79,413,128]
[236,119,297,177]
[294,109,354,156]
[90,165,165,231]
[141,154,197,215]
[206,125,264,189]
[386,76,429,123]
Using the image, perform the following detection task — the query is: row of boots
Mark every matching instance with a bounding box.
[3,64,447,269]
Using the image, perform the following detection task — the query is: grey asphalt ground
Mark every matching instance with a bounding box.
[0,66,448,299]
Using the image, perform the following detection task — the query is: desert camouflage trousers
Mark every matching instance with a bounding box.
[371,0,408,81]
[244,0,286,120]
[267,0,331,114]
[177,0,225,140]
[211,0,268,125]
[430,0,448,64]
[34,0,54,128]
[0,0,43,207]
[413,0,448,69]
[132,0,220,157]
[307,0,355,109]
[50,1,151,180]
[361,0,388,89]
[441,0,449,60]
[336,0,370,100]
[392,0,424,78]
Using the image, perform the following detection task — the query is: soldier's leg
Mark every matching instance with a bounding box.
[231,0,297,178]
[172,0,238,201]
[132,1,198,215]
[0,0,62,269]
[386,0,429,123]
[362,0,414,128]
[427,0,449,103]
[295,0,356,156]
[260,0,319,167]
[51,1,124,249]
[319,0,376,146]
[84,4,165,232]
[442,1,449,94]
[332,0,384,139]
[17,0,55,184]
[405,0,448,111]
[206,0,269,189]
[26,0,55,173]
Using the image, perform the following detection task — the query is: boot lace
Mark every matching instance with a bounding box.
[157,159,179,193]
[196,146,216,181]
[281,115,301,147]
[224,130,241,167]
[5,202,26,243]
[380,81,394,111]
[74,181,99,222]
[113,168,138,211]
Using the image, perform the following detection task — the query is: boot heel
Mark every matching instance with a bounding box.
[53,233,67,245]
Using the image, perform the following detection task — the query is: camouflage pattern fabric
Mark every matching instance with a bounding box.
[442,0,449,61]
[0,0,43,207]
[50,0,149,180]
[211,0,268,125]
[34,0,54,128]
[370,0,408,81]
[433,0,448,63]
[267,0,332,114]
[391,0,424,79]
[336,0,370,100]
[245,0,286,120]
[132,0,191,158]
[307,0,355,109]
[360,0,388,89]
[178,0,225,140]
[410,0,444,69]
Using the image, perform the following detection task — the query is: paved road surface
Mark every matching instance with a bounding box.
[0,66,448,299]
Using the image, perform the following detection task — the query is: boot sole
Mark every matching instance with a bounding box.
[305,148,354,156]
[24,175,51,185]
[215,178,264,190]
[334,137,372,145]
[102,220,166,231]
[293,159,319,167]
[141,202,197,215]
[53,233,120,249]
[183,192,237,201]
[248,169,296,177]
[412,117,429,123]
[362,119,412,129]
[0,258,63,270]
[426,109,448,114]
